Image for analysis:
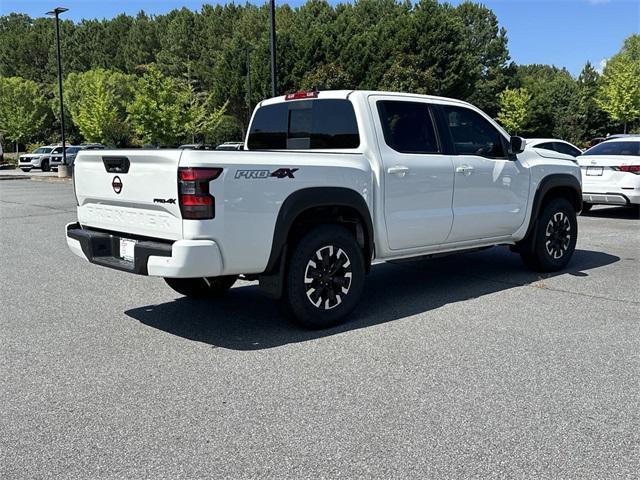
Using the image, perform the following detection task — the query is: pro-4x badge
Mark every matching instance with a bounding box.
[235,168,299,179]
[270,168,298,179]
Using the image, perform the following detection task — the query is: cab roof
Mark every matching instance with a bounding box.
[259,89,476,109]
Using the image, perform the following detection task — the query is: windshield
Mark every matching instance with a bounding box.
[66,147,80,153]
[583,141,640,156]
[33,147,52,154]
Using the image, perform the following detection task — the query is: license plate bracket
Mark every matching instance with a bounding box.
[586,166,603,176]
[119,238,136,262]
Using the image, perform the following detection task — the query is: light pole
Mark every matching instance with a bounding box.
[46,7,68,167]
[246,46,253,121]
[269,0,277,97]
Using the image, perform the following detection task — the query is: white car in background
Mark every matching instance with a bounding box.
[525,138,582,162]
[18,145,63,172]
[577,136,640,211]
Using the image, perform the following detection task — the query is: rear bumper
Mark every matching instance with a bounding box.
[66,222,224,278]
[583,191,640,206]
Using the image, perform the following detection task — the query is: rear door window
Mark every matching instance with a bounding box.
[247,99,360,150]
[376,101,440,154]
[443,106,507,159]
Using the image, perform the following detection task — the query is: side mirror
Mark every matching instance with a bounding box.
[509,136,526,155]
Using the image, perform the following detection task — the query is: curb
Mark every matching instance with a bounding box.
[30,176,73,184]
[0,175,30,181]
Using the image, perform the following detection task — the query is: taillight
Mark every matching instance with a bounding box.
[285,90,319,100]
[178,167,222,219]
[612,165,640,174]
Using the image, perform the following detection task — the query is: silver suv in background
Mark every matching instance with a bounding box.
[18,145,63,172]
[50,144,106,169]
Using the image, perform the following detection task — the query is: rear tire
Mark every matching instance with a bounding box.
[41,159,50,172]
[580,202,593,214]
[282,224,365,329]
[520,197,577,272]
[164,276,237,299]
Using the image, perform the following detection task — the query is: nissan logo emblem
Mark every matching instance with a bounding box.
[112,176,122,194]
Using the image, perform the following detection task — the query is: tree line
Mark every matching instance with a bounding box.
[0,0,638,151]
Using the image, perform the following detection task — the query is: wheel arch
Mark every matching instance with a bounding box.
[264,187,374,275]
[521,173,582,242]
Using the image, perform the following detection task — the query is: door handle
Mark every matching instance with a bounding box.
[388,166,409,177]
[456,165,474,175]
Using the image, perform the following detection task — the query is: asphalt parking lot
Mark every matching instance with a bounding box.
[1,180,639,479]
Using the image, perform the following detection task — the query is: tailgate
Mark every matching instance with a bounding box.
[74,150,183,240]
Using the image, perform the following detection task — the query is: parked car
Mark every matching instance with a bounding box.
[66,89,582,329]
[18,145,63,172]
[215,142,244,151]
[577,136,640,212]
[81,143,107,150]
[50,144,105,169]
[602,134,638,142]
[50,145,78,169]
[178,144,216,150]
[525,138,582,162]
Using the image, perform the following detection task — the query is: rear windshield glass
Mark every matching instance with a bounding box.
[583,141,640,156]
[247,99,360,150]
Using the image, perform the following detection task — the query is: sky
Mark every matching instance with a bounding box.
[1,0,638,77]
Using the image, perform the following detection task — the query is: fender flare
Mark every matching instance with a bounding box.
[522,173,582,241]
[263,187,374,274]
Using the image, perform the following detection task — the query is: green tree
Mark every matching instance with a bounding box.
[0,76,50,151]
[62,69,134,146]
[454,2,513,116]
[516,64,577,138]
[122,11,160,73]
[378,54,436,94]
[597,35,640,133]
[301,62,353,90]
[127,65,191,146]
[573,62,610,142]
[497,87,531,135]
[183,86,230,144]
[0,14,54,83]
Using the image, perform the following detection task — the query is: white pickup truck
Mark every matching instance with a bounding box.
[67,90,582,328]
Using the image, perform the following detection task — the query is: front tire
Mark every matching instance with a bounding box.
[283,225,365,329]
[520,197,577,272]
[164,276,237,299]
[40,159,50,172]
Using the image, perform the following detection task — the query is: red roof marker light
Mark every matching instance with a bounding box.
[285,90,319,101]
